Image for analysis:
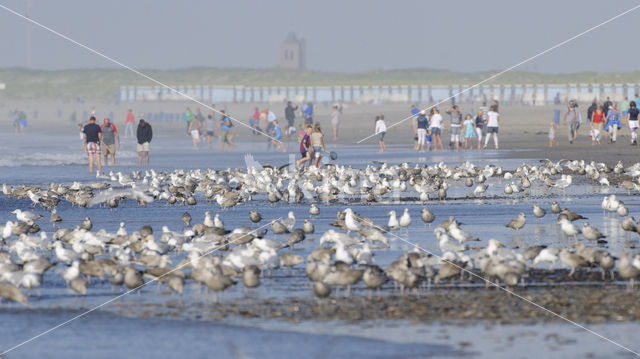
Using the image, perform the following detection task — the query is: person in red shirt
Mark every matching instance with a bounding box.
[124,109,135,138]
[590,104,604,146]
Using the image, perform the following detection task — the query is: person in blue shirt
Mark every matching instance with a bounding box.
[270,119,286,152]
[303,102,313,124]
[215,110,235,152]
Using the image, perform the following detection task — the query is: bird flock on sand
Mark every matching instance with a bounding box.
[1,158,640,305]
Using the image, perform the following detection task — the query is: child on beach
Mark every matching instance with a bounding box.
[463,114,476,150]
[425,131,432,151]
[375,115,387,153]
[548,122,558,147]
[296,124,312,168]
[270,119,286,152]
[311,123,326,167]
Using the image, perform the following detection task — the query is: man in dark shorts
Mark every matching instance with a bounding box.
[82,116,102,174]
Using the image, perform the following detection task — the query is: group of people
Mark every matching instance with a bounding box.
[250,101,341,145]
[372,101,501,153]
[80,113,152,173]
[185,106,235,152]
[557,96,640,147]
[296,122,327,168]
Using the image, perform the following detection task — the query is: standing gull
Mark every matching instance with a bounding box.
[506,213,526,231]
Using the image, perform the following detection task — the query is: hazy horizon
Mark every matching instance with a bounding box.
[0,0,639,73]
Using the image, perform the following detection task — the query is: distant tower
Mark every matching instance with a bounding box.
[279,32,306,70]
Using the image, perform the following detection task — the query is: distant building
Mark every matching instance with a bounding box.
[279,32,306,70]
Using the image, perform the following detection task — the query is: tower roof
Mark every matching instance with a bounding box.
[283,32,300,44]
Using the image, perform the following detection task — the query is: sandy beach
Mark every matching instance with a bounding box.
[2,99,637,165]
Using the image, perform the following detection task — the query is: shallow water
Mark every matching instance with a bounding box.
[1,131,639,358]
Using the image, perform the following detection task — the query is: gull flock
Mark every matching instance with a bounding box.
[0,158,639,305]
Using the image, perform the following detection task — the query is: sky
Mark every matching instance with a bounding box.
[0,0,639,73]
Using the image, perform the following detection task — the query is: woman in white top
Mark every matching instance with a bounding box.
[428,108,444,151]
[375,115,387,152]
[483,106,500,149]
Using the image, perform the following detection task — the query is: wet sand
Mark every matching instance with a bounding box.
[107,270,640,325]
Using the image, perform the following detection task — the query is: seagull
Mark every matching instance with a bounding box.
[560,208,586,221]
[281,211,296,231]
[203,211,214,227]
[533,247,560,270]
[302,219,315,234]
[552,175,573,192]
[116,222,127,236]
[49,208,62,224]
[550,201,561,214]
[309,203,320,216]
[434,227,467,253]
[344,208,362,232]
[533,204,546,221]
[250,210,262,223]
[213,213,224,228]
[182,212,192,227]
[421,208,435,229]
[559,249,588,277]
[581,222,606,241]
[506,213,526,231]
[11,209,42,224]
[387,210,400,230]
[557,217,579,240]
[398,208,411,232]
[80,217,93,231]
[447,221,479,243]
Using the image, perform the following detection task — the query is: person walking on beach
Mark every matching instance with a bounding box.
[603,97,612,117]
[445,105,462,151]
[606,103,621,144]
[303,102,313,125]
[429,108,444,151]
[483,105,500,149]
[375,115,387,153]
[82,116,102,174]
[100,117,120,165]
[587,99,597,123]
[564,100,580,144]
[416,110,428,152]
[124,109,135,138]
[463,113,476,150]
[591,104,604,146]
[215,110,235,152]
[410,105,420,150]
[311,123,326,167]
[331,105,340,141]
[270,119,286,152]
[285,101,298,137]
[296,124,313,168]
[136,119,152,166]
[626,101,639,146]
[474,110,485,150]
[185,107,194,134]
[18,111,27,133]
[251,107,260,135]
[621,97,630,118]
[188,114,201,150]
